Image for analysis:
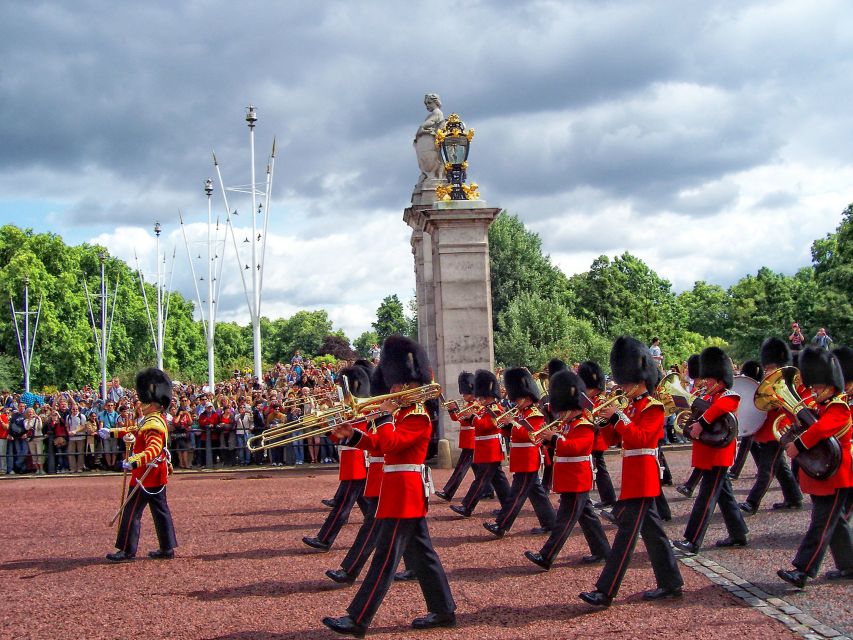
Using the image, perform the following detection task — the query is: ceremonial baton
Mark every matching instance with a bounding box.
[109,455,162,526]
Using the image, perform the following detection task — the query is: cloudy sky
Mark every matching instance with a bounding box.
[2,1,852,339]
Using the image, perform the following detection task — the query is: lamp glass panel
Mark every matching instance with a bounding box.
[443,136,468,164]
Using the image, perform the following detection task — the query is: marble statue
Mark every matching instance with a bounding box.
[413,93,444,193]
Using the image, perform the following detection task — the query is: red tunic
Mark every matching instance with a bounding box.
[123,414,169,489]
[796,396,852,496]
[552,416,595,493]
[363,420,385,499]
[691,389,740,469]
[753,407,787,443]
[351,404,432,519]
[591,393,610,452]
[509,406,544,473]
[449,406,475,450]
[605,395,664,500]
[472,403,505,464]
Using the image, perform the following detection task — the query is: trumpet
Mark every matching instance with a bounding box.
[530,416,563,439]
[588,389,630,427]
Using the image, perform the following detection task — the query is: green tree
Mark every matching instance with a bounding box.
[317,334,356,360]
[810,203,853,344]
[266,310,334,361]
[372,295,409,342]
[353,330,379,357]
[678,281,729,339]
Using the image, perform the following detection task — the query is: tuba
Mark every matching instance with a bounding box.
[754,367,843,480]
[656,373,736,447]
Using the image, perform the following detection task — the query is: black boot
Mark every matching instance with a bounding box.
[450,505,472,518]
[772,501,803,511]
[411,612,456,629]
[672,539,698,556]
[581,554,606,564]
[777,569,808,588]
[394,569,417,581]
[325,569,356,584]
[738,502,757,516]
[579,590,612,607]
[434,490,451,501]
[148,548,174,559]
[523,551,551,571]
[715,536,748,548]
[106,550,135,563]
[322,615,366,638]
[321,498,337,508]
[302,536,331,551]
[825,569,853,581]
[483,522,505,538]
[643,586,683,601]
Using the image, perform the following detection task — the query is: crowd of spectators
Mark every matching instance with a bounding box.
[1,355,360,476]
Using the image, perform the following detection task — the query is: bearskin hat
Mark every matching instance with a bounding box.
[503,367,540,402]
[353,358,374,373]
[549,370,586,412]
[610,336,656,387]
[577,360,606,392]
[339,365,371,398]
[740,360,764,383]
[458,371,475,396]
[473,369,501,399]
[799,346,844,391]
[686,354,701,380]
[546,358,568,379]
[832,347,853,385]
[699,346,734,389]
[370,366,389,397]
[760,337,792,369]
[135,368,172,409]
[379,335,432,387]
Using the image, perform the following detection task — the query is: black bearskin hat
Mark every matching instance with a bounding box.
[832,347,853,385]
[549,370,586,412]
[370,366,389,397]
[577,360,606,392]
[379,336,432,387]
[760,337,792,369]
[740,360,764,383]
[699,346,734,389]
[610,336,655,387]
[339,366,371,398]
[458,371,475,396]
[354,358,374,373]
[135,368,172,409]
[473,369,501,399]
[546,358,567,379]
[799,346,844,391]
[686,354,701,380]
[503,367,540,402]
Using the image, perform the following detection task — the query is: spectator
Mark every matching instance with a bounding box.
[8,402,29,474]
[220,401,236,466]
[52,410,70,473]
[172,408,193,469]
[812,327,833,349]
[650,338,664,370]
[0,407,8,474]
[198,402,220,464]
[235,404,253,466]
[789,322,805,355]
[369,343,381,361]
[25,407,45,475]
[66,403,87,473]
[99,401,119,470]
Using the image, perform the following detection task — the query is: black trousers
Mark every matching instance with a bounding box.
[495,471,555,531]
[793,488,853,577]
[684,467,748,549]
[592,451,616,505]
[729,437,759,479]
[595,497,683,598]
[655,488,672,521]
[441,448,493,498]
[346,517,455,628]
[541,441,557,492]
[658,445,672,485]
[744,441,803,508]
[461,462,511,513]
[341,497,379,576]
[683,467,702,491]
[318,479,368,546]
[539,491,610,564]
[114,484,177,556]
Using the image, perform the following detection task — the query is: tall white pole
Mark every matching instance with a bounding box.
[155,222,164,370]
[247,105,262,380]
[23,279,30,392]
[100,252,108,402]
[205,179,215,391]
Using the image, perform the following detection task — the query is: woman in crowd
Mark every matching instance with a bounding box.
[66,403,87,473]
[172,407,194,469]
[24,407,45,475]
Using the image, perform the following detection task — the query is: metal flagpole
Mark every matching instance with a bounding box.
[247,105,262,381]
[205,178,215,391]
[10,277,42,393]
[154,222,164,370]
[99,252,108,401]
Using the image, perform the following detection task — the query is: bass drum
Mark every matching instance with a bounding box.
[733,375,766,437]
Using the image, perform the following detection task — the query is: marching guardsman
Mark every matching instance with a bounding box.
[323,336,455,637]
[673,347,749,555]
[738,339,803,516]
[436,372,484,501]
[102,368,177,562]
[539,358,567,493]
[728,359,763,479]
[833,347,853,523]
[524,369,610,570]
[483,368,556,537]
[676,354,702,498]
[579,361,617,509]
[303,364,371,552]
[450,370,512,518]
[777,346,853,588]
[579,336,683,608]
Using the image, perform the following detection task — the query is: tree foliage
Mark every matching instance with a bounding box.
[372,295,410,343]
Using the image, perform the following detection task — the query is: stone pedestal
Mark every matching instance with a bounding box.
[405,199,499,451]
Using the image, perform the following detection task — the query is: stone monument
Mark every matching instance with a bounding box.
[404,95,500,455]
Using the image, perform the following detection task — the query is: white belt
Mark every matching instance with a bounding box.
[460,426,474,431]
[339,445,358,451]
[475,434,502,441]
[622,448,658,457]
[511,442,537,448]
[555,455,592,463]
[383,464,425,473]
[368,456,385,464]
